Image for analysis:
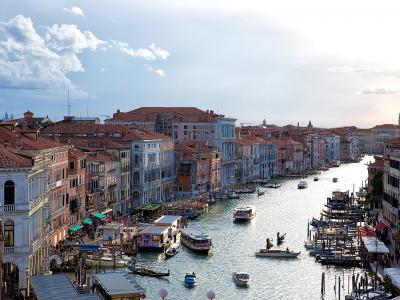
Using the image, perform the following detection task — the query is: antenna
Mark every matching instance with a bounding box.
[67,89,72,116]
[86,94,89,118]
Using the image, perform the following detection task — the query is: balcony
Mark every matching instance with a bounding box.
[51,207,64,220]
[3,245,31,255]
[3,203,29,213]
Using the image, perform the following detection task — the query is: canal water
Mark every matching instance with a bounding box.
[132,156,374,300]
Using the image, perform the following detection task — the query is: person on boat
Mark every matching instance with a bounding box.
[286,247,290,253]
[266,238,273,250]
[277,232,280,241]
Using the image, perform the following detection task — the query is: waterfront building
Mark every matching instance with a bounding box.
[371,124,400,154]
[175,141,220,197]
[235,138,254,184]
[384,137,400,158]
[0,124,70,296]
[356,128,373,154]
[259,139,278,178]
[323,135,340,162]
[107,107,236,187]
[382,146,400,246]
[367,156,384,194]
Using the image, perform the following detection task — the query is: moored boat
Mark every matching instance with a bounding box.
[129,266,170,277]
[255,248,300,258]
[297,181,308,189]
[232,272,250,287]
[184,273,196,287]
[181,228,212,253]
[228,192,240,199]
[314,177,319,181]
[233,206,256,221]
[263,182,281,189]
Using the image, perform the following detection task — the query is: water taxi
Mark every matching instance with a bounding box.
[181,228,212,253]
[232,272,250,287]
[297,181,308,189]
[233,206,256,221]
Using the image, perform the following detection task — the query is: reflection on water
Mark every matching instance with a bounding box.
[131,156,373,300]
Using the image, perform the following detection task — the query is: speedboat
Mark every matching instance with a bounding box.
[297,181,308,189]
[255,248,300,258]
[232,272,250,287]
[181,228,212,253]
[184,273,196,287]
[233,206,256,221]
[263,182,281,188]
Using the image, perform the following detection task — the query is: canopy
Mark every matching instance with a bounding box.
[384,268,400,289]
[83,218,93,225]
[69,224,83,231]
[375,222,387,232]
[359,226,376,237]
[92,212,105,219]
[362,236,390,254]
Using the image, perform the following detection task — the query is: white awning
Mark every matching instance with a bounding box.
[362,236,390,254]
[384,268,400,288]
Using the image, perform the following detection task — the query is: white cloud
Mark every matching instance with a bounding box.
[359,88,398,95]
[0,15,101,94]
[45,24,106,53]
[146,66,166,77]
[112,40,169,60]
[64,6,85,18]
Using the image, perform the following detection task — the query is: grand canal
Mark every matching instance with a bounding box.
[132,156,373,300]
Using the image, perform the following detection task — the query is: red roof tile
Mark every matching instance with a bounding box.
[0,146,32,168]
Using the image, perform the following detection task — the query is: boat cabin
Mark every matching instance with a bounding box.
[138,225,170,251]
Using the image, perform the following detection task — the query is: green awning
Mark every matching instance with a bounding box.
[69,224,83,231]
[83,218,93,225]
[92,212,105,219]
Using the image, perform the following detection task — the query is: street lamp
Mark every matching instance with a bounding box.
[207,290,216,300]
[159,288,168,299]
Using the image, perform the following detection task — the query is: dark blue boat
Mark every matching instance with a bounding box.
[184,272,196,287]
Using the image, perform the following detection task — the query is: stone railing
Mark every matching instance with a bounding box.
[3,245,31,255]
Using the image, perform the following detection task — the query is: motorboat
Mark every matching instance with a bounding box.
[233,206,256,221]
[297,181,308,189]
[165,246,179,258]
[181,228,213,253]
[345,286,392,300]
[235,188,256,194]
[184,273,197,287]
[255,248,300,258]
[333,177,339,183]
[313,177,319,181]
[129,266,170,277]
[257,190,265,197]
[263,182,281,189]
[228,192,240,199]
[232,272,250,287]
[86,253,132,268]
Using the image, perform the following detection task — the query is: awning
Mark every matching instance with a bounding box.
[102,207,113,214]
[69,224,83,231]
[359,226,376,237]
[362,236,390,254]
[375,222,387,232]
[91,212,105,219]
[83,218,93,225]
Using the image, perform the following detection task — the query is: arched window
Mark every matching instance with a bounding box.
[133,191,140,200]
[4,180,15,205]
[133,172,140,185]
[4,220,14,247]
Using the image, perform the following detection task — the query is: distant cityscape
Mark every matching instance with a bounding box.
[1,107,400,298]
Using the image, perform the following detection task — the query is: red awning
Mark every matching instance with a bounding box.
[359,226,376,237]
[375,222,387,232]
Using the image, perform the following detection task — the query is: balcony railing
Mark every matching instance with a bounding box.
[3,246,31,255]
[51,207,64,219]
[3,203,29,213]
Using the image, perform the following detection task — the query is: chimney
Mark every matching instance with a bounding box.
[210,110,214,114]
[117,109,120,114]
[16,136,22,150]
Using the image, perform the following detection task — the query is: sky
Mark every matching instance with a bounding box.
[0,0,399,128]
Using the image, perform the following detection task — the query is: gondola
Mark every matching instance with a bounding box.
[129,266,170,277]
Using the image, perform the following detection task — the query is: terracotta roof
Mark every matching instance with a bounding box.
[373,124,400,129]
[42,121,171,142]
[0,146,33,168]
[69,138,129,151]
[0,126,64,150]
[108,107,220,123]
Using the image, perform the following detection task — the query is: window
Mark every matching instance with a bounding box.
[184,125,188,129]
[4,220,14,247]
[4,180,15,205]
[69,161,75,170]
